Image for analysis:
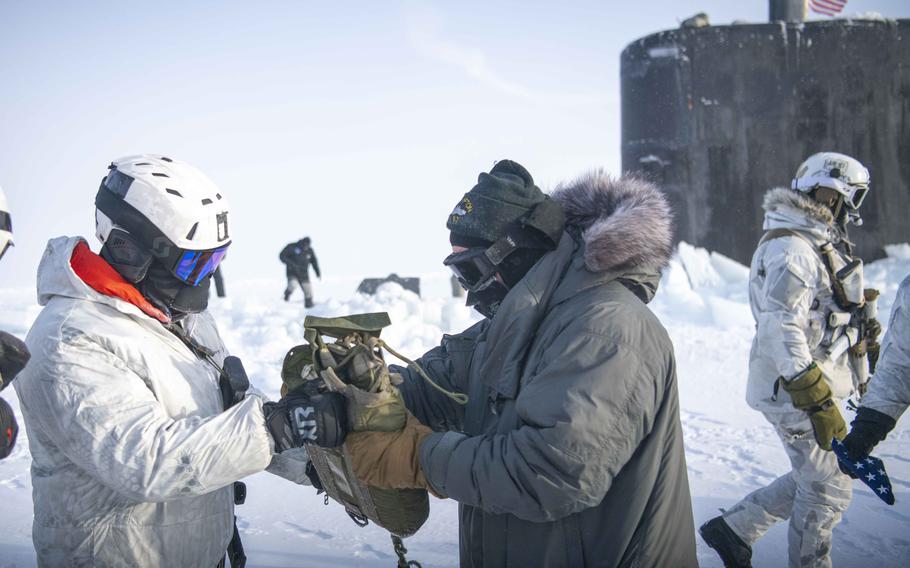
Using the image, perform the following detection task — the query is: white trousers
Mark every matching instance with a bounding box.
[722,408,852,568]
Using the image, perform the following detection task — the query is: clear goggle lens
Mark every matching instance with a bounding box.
[848,185,869,210]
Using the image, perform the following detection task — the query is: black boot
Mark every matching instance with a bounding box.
[283,290,291,302]
[699,516,752,568]
[304,298,314,308]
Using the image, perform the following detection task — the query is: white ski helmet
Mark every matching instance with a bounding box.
[0,185,12,261]
[791,152,871,212]
[95,155,231,286]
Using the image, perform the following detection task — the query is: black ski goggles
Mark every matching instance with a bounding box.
[444,247,500,293]
[173,245,229,286]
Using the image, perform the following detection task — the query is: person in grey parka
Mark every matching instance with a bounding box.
[342,160,697,567]
[840,274,910,461]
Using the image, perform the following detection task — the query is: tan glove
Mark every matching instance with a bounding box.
[783,363,847,451]
[346,413,443,497]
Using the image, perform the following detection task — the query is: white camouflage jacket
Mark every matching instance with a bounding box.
[15,237,278,567]
[862,274,910,421]
[747,188,863,412]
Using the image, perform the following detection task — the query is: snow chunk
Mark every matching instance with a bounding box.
[885,243,910,260]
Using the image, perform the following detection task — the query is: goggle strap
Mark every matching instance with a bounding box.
[485,235,519,265]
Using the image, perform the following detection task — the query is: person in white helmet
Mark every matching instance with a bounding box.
[700,152,876,568]
[0,186,31,460]
[14,155,347,567]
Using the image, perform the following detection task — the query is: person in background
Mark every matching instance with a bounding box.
[0,185,30,460]
[14,155,342,567]
[700,152,875,568]
[280,236,321,307]
[342,159,697,567]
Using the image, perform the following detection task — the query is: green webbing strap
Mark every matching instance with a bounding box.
[303,313,391,339]
[379,340,469,406]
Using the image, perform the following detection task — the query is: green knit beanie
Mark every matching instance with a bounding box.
[447,160,547,245]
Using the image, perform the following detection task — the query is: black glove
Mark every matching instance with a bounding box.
[0,397,18,459]
[838,407,896,478]
[263,389,348,452]
[0,331,30,391]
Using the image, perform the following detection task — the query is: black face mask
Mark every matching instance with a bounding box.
[466,281,509,319]
[101,228,215,320]
[140,262,211,320]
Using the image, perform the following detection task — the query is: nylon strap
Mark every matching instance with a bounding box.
[758,228,811,248]
[380,340,469,405]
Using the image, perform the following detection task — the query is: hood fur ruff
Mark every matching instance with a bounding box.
[551,171,674,274]
[763,187,834,226]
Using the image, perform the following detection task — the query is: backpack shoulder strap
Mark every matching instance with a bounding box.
[759,228,806,247]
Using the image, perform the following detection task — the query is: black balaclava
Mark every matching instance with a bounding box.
[101,228,211,320]
[140,262,211,319]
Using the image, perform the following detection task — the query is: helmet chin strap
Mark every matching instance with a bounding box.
[830,203,858,256]
[830,194,847,225]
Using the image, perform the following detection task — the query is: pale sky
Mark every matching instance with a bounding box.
[2,0,907,288]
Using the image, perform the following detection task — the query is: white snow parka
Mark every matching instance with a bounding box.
[747,188,863,412]
[862,274,910,421]
[15,237,275,567]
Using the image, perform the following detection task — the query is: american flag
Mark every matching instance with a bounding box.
[833,439,895,505]
[809,0,848,17]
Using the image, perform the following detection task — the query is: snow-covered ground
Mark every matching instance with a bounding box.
[1,244,909,567]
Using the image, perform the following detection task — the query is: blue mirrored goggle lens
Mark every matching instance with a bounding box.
[174,246,228,286]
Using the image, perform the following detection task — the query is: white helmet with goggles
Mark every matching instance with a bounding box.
[95,155,231,287]
[791,152,871,224]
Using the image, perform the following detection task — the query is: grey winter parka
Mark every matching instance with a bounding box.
[399,173,697,568]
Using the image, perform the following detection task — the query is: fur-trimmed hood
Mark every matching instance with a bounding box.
[763,187,834,225]
[762,187,836,242]
[551,171,674,274]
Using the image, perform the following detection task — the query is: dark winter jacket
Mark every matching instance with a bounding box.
[399,172,697,567]
[280,241,320,282]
